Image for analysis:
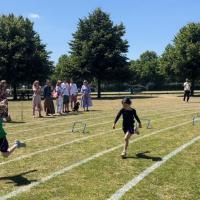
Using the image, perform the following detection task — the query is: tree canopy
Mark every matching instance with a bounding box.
[0,14,53,99]
[68,8,129,97]
[130,51,162,88]
[160,23,200,94]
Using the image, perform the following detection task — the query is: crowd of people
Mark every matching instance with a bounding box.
[32,79,93,118]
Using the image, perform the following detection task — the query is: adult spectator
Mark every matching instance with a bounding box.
[0,80,11,122]
[183,78,191,102]
[56,80,64,115]
[43,80,55,116]
[81,80,92,111]
[32,80,43,118]
[61,80,70,113]
[70,79,78,109]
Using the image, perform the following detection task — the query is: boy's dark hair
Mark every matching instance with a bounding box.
[122,97,132,105]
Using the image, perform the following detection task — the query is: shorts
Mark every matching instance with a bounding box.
[63,95,69,104]
[123,126,135,134]
[0,137,9,152]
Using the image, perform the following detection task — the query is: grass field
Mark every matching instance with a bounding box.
[1,94,200,200]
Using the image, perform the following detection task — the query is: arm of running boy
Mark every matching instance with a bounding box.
[113,109,122,129]
[134,111,142,128]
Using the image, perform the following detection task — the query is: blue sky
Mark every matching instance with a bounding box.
[1,0,200,64]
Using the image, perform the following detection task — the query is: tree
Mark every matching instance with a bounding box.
[130,51,162,89]
[160,23,200,95]
[0,14,53,99]
[53,54,78,81]
[69,8,129,98]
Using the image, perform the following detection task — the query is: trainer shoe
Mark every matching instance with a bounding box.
[121,151,127,159]
[15,140,26,148]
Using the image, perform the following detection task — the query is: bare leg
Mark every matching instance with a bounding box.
[123,132,132,154]
[1,144,17,158]
[33,106,35,117]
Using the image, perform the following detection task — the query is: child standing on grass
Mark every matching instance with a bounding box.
[0,118,26,157]
[113,97,142,158]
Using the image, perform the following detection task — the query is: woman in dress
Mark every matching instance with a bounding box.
[43,80,55,116]
[81,80,92,111]
[32,80,43,118]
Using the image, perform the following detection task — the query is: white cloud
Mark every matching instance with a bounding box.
[29,13,40,19]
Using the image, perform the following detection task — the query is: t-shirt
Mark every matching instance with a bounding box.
[184,82,191,91]
[61,83,70,96]
[114,108,141,128]
[70,83,78,95]
[0,119,6,138]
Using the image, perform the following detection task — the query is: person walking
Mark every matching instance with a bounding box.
[183,78,191,102]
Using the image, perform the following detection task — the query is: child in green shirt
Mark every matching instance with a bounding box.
[0,119,26,157]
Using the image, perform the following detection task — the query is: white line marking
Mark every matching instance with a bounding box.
[1,119,199,199]
[6,104,196,129]
[8,113,114,135]
[19,110,199,142]
[9,109,198,142]
[107,135,200,200]
[2,112,198,166]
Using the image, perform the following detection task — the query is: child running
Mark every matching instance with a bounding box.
[113,97,142,158]
[0,119,26,157]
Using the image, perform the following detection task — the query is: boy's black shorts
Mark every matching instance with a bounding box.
[0,137,9,153]
[123,126,135,134]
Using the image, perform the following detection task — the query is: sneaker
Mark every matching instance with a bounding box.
[121,151,127,159]
[15,140,26,148]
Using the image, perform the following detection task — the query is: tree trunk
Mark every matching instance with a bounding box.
[97,79,101,98]
[13,83,17,100]
[191,79,195,96]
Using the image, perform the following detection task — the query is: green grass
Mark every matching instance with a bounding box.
[1,94,200,199]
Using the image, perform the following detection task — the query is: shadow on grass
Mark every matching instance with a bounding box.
[93,95,158,100]
[6,121,26,124]
[126,151,162,161]
[0,170,37,186]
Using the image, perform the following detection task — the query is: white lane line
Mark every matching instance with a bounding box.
[21,110,199,142]
[8,113,114,135]
[6,104,196,129]
[107,135,200,200]
[23,120,114,142]
[8,107,199,142]
[2,112,198,166]
[1,119,198,199]
[0,129,121,166]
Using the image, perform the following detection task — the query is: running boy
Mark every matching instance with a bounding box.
[113,97,142,158]
[0,119,26,157]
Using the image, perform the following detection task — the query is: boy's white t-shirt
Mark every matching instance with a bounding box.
[61,82,70,96]
[184,82,191,91]
[70,83,78,95]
